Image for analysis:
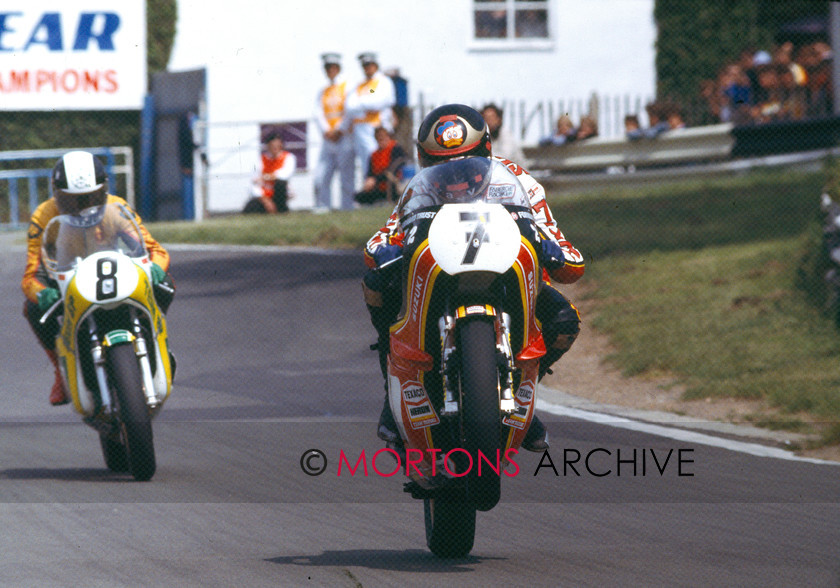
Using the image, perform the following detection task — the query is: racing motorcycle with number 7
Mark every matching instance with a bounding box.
[39,201,175,481]
[383,156,546,558]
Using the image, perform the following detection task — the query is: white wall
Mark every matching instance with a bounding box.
[169,0,656,212]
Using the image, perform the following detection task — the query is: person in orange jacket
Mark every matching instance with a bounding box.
[245,134,296,214]
[354,126,408,205]
[21,151,174,406]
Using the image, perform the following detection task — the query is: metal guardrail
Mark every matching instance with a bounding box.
[0,146,133,230]
[534,146,840,195]
[523,123,735,174]
[523,116,840,178]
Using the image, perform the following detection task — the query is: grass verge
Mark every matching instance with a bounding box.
[551,167,840,444]
[147,207,388,249]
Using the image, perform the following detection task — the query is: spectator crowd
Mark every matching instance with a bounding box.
[539,113,600,146]
[699,40,834,126]
[538,38,834,147]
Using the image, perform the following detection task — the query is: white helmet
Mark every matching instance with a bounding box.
[52,151,107,214]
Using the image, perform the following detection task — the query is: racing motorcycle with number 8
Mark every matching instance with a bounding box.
[40,201,174,481]
[383,156,546,558]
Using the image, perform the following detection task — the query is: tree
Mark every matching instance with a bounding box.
[148,0,178,75]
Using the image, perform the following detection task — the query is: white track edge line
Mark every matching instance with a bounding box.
[535,398,838,467]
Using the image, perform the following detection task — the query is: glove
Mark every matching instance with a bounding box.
[37,287,61,313]
[539,240,566,270]
[372,244,403,267]
[151,263,167,285]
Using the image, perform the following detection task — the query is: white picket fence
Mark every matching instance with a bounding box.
[415,94,656,144]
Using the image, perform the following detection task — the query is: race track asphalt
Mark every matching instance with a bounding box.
[0,240,837,586]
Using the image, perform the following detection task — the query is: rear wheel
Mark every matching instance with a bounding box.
[106,343,156,481]
[459,319,502,512]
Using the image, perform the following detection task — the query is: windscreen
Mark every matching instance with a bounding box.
[397,157,531,220]
[42,202,147,272]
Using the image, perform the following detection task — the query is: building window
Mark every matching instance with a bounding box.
[473,0,549,41]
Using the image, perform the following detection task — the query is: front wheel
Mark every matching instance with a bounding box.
[459,319,502,512]
[424,496,476,558]
[99,431,128,473]
[106,343,156,481]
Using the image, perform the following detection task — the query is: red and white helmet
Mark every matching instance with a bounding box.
[416,104,492,168]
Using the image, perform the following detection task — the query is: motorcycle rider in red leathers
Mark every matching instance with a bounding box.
[363,104,584,451]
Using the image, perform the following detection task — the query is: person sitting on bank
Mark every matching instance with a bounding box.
[539,114,577,146]
[354,127,408,205]
[244,133,296,214]
[574,115,599,141]
[624,114,643,140]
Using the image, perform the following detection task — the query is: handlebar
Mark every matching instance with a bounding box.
[374,255,403,272]
[38,299,63,325]
[155,282,175,295]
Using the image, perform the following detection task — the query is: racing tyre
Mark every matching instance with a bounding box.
[424,496,476,558]
[106,343,156,481]
[99,431,128,473]
[459,319,502,511]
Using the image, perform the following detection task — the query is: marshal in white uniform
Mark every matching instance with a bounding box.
[342,52,396,193]
[314,52,355,211]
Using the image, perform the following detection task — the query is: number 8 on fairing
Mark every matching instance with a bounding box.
[96,258,118,300]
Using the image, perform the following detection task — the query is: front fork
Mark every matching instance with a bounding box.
[438,310,517,416]
[88,308,159,414]
[88,320,112,412]
[129,308,160,411]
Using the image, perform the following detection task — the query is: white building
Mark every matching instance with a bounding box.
[168,0,656,214]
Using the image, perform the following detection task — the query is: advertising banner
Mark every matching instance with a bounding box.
[0,1,146,110]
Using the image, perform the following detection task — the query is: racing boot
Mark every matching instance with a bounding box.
[377,395,402,446]
[45,349,69,406]
[521,415,549,452]
[524,324,577,452]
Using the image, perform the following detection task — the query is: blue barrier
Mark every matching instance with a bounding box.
[0,169,52,229]
[0,146,133,230]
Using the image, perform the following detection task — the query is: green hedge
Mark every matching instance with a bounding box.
[798,158,840,326]
[654,0,830,125]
